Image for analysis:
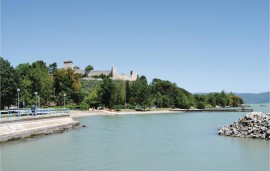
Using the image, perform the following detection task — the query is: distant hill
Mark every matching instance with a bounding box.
[235,92,269,104]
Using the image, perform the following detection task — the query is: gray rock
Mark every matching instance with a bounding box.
[218,112,270,140]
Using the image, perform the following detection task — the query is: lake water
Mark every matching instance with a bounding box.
[1,104,269,171]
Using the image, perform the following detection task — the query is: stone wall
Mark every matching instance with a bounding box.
[218,112,270,139]
[87,70,111,77]
[112,73,137,81]
[75,69,85,74]
[112,67,137,81]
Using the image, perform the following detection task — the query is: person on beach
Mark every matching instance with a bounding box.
[31,105,36,116]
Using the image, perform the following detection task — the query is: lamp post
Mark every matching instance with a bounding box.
[17,89,20,111]
[64,93,66,109]
[37,96,40,108]
[34,92,38,107]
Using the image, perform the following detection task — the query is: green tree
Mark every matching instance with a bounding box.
[84,86,101,108]
[110,80,126,107]
[29,61,54,105]
[216,91,229,107]
[125,81,131,104]
[227,92,244,107]
[85,65,94,71]
[206,93,216,108]
[99,77,115,108]
[48,62,58,73]
[53,68,82,105]
[154,92,162,108]
[15,63,33,106]
[150,78,193,109]
[197,102,206,109]
[174,90,192,109]
[131,76,151,110]
[0,57,18,109]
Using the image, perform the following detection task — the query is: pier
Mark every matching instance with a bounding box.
[0,108,79,143]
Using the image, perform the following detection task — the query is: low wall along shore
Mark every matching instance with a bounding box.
[0,115,79,143]
[218,112,270,140]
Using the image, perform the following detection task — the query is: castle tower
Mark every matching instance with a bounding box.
[64,61,73,69]
[112,67,117,78]
[130,70,138,81]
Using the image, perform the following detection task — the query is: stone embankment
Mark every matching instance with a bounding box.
[0,115,79,143]
[218,112,270,140]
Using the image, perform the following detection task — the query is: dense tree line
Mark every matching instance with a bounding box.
[193,92,244,109]
[0,57,244,110]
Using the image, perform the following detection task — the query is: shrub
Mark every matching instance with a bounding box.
[112,105,125,110]
[197,102,206,109]
[79,102,89,110]
[65,105,77,110]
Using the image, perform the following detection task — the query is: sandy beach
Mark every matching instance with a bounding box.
[69,109,181,118]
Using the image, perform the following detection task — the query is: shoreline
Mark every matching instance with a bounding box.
[69,109,182,118]
[69,107,256,118]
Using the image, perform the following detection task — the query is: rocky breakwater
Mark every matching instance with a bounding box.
[218,112,270,140]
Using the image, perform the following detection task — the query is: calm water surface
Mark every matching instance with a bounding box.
[1,104,269,171]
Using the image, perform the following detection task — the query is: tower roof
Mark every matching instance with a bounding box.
[64,60,73,64]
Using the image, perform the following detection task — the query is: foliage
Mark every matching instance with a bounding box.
[227,92,244,107]
[53,68,82,104]
[194,91,244,108]
[0,57,18,109]
[79,102,89,110]
[81,80,101,94]
[110,80,126,107]
[196,102,206,109]
[15,60,54,107]
[48,62,57,73]
[83,85,101,108]
[98,77,115,108]
[130,76,152,109]
[150,78,193,109]
[125,81,131,104]
[85,65,94,71]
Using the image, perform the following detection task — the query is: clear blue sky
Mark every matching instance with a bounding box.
[1,0,269,93]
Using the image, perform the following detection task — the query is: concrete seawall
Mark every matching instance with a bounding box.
[0,115,79,143]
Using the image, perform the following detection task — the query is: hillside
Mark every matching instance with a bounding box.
[235,92,269,104]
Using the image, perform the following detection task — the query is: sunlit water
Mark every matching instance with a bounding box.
[1,104,269,171]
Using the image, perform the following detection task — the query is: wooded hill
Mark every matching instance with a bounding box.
[0,57,244,110]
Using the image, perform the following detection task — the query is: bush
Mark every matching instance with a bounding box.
[197,102,206,109]
[112,105,125,110]
[125,104,135,109]
[79,102,89,110]
[65,105,77,110]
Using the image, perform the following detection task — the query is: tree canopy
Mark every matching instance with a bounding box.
[0,57,18,109]
[85,65,94,71]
